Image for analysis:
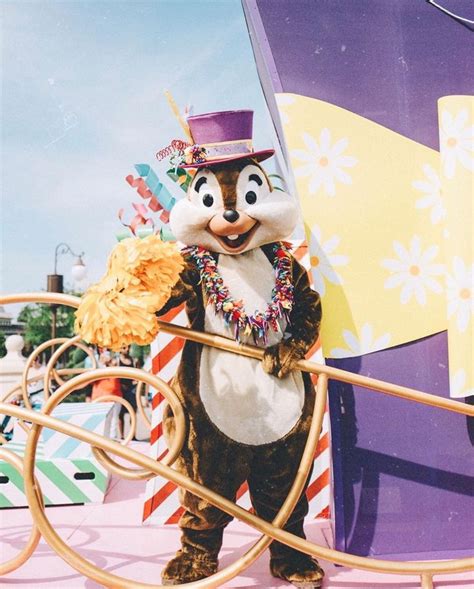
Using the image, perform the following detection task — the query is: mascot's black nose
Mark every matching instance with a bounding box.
[223,209,240,223]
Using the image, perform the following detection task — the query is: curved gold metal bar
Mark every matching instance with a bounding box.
[1,292,473,587]
[43,335,97,394]
[88,373,183,479]
[0,447,43,575]
[91,393,148,479]
[0,293,81,308]
[421,573,434,589]
[3,370,93,406]
[17,370,324,588]
[1,293,471,417]
[20,335,95,419]
[41,368,185,480]
[92,380,177,481]
[206,373,329,588]
[91,447,153,481]
[156,321,474,418]
[92,394,137,446]
[136,381,151,429]
[21,337,73,410]
[3,369,91,435]
[0,403,468,578]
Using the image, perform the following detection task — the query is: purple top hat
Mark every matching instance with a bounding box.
[181,110,274,168]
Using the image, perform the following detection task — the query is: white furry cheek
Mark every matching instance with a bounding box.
[249,201,299,237]
[169,200,212,242]
[169,199,226,251]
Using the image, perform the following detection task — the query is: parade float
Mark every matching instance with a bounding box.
[1,1,472,588]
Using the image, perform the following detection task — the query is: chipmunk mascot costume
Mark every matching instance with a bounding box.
[76,109,324,588]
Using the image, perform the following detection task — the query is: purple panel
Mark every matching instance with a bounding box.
[253,0,474,150]
[244,0,474,559]
[327,332,474,558]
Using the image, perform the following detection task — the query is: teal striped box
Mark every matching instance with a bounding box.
[0,440,110,508]
[12,402,114,458]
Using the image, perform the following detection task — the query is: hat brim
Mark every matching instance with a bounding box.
[180,149,275,169]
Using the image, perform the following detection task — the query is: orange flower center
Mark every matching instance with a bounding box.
[409,265,420,276]
[459,288,470,300]
[319,156,329,167]
[447,137,457,148]
[310,255,320,267]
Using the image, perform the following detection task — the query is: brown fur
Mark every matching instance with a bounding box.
[159,244,323,585]
[208,159,272,209]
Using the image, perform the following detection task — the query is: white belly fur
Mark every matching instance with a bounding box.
[199,248,304,445]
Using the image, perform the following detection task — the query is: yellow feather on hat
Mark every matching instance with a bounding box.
[75,234,184,351]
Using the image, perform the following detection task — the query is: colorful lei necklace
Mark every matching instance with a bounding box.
[183,243,294,344]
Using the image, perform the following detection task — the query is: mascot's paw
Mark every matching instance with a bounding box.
[270,555,324,588]
[161,549,218,585]
[262,341,304,379]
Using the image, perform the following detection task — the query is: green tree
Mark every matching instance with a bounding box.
[130,343,150,367]
[18,302,77,354]
[17,298,92,402]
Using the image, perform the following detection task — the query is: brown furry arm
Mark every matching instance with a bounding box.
[156,261,199,316]
[262,256,322,378]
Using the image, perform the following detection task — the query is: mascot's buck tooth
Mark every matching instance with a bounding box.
[162,110,324,587]
[76,109,324,588]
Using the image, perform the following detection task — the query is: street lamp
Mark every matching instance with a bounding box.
[47,243,87,339]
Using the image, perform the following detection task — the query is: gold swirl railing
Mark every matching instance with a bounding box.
[0,293,473,589]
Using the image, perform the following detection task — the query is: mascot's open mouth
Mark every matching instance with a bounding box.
[209,222,260,253]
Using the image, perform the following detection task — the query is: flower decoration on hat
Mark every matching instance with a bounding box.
[183,144,208,166]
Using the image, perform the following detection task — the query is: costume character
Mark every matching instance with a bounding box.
[160,110,324,587]
[75,109,324,588]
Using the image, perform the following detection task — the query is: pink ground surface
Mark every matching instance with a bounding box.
[1,443,472,589]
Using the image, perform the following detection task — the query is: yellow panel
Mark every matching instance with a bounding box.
[276,93,447,359]
[438,96,474,398]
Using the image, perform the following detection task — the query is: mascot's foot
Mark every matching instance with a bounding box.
[270,555,324,588]
[161,549,218,585]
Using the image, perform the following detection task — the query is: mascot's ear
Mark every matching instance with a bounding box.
[75,235,184,350]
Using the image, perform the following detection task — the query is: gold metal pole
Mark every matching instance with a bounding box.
[92,395,137,446]
[1,292,473,588]
[1,292,472,417]
[42,368,186,480]
[421,573,434,589]
[156,321,474,417]
[0,447,43,575]
[1,402,468,578]
[42,335,96,393]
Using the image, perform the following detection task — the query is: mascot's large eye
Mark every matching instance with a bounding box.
[245,191,257,205]
[202,193,214,207]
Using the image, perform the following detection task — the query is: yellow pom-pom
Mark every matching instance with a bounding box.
[113,235,185,294]
[75,235,184,350]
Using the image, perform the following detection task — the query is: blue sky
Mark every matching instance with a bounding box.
[1,0,275,317]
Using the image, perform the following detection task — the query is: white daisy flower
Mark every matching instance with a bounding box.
[330,323,392,358]
[440,108,474,179]
[412,163,446,224]
[381,236,444,305]
[308,225,349,297]
[450,368,474,399]
[446,257,473,333]
[291,128,358,196]
[275,94,295,125]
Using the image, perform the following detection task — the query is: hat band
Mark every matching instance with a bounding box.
[202,139,253,159]
[183,139,253,165]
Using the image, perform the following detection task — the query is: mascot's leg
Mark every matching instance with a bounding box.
[248,428,325,589]
[161,405,252,585]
